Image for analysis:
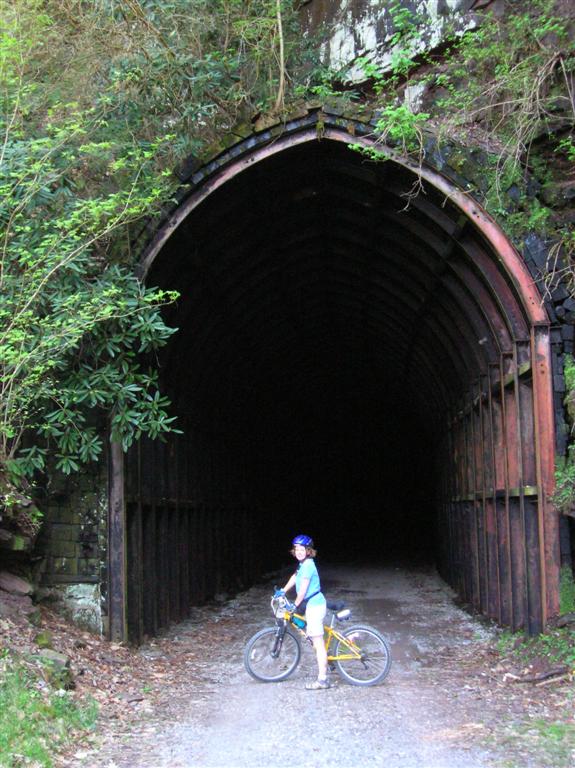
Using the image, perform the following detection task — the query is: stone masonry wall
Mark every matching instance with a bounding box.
[34,456,108,634]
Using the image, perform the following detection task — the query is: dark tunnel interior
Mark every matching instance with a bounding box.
[142,140,477,570]
[120,131,559,641]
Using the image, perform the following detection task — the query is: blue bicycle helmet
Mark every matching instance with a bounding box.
[292,534,313,547]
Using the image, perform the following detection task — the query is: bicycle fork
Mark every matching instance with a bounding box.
[271,620,287,658]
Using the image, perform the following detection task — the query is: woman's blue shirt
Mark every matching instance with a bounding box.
[295,558,325,606]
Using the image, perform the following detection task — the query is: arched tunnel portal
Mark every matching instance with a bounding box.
[111,113,560,642]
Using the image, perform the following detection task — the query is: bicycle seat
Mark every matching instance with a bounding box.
[327,601,346,612]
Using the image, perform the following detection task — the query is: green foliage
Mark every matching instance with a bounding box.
[511,719,575,768]
[553,356,575,513]
[374,104,430,151]
[0,652,97,768]
[498,622,575,671]
[553,452,575,516]
[338,0,575,239]
[564,355,575,395]
[0,2,186,487]
[555,136,575,163]
[0,0,315,493]
[560,566,575,615]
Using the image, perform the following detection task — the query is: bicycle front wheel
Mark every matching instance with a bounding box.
[334,624,391,686]
[244,626,301,682]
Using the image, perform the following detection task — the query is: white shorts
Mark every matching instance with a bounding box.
[305,602,327,638]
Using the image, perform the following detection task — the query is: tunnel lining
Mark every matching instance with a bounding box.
[109,112,559,642]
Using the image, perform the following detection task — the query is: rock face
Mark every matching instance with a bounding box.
[0,570,33,596]
[300,0,483,82]
[37,648,74,689]
[0,590,34,619]
[41,583,103,635]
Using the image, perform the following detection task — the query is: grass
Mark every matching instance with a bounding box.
[0,652,97,768]
[508,719,575,768]
[495,567,575,667]
[493,593,575,767]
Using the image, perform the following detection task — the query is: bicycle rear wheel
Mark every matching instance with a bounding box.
[334,624,391,686]
[244,626,301,682]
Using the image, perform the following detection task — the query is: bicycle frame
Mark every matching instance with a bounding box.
[277,608,363,662]
[245,594,391,686]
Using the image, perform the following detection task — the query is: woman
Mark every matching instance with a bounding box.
[282,534,330,690]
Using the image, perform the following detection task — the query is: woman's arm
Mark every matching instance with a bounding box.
[294,577,310,609]
[283,573,296,593]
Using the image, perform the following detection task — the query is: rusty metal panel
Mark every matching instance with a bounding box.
[168,506,180,624]
[157,506,169,630]
[508,497,526,630]
[485,499,500,621]
[524,498,543,634]
[126,501,144,645]
[179,508,190,620]
[470,387,488,616]
[519,380,537,486]
[496,499,512,626]
[488,364,511,625]
[142,505,157,637]
[465,501,480,609]
[504,384,520,489]
[531,325,560,622]
[475,498,488,615]
[108,442,126,642]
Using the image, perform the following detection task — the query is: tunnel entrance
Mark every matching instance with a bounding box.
[111,112,560,643]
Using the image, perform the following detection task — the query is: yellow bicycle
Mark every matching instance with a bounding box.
[244,593,392,686]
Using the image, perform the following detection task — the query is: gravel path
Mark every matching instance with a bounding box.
[91,563,502,768]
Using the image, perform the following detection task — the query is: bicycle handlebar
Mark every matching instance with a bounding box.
[270,594,351,622]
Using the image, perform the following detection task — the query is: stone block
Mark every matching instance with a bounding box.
[37,649,74,689]
[0,571,33,596]
[51,508,80,525]
[523,233,549,270]
[0,533,32,552]
[50,541,78,558]
[551,285,569,302]
[50,583,103,634]
[52,558,78,577]
[50,524,79,542]
[78,558,99,577]
[79,542,98,558]
[34,630,53,649]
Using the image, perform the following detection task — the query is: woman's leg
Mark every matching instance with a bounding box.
[305,603,329,687]
[311,635,328,680]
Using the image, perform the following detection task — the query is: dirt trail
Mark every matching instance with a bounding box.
[85,563,512,768]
